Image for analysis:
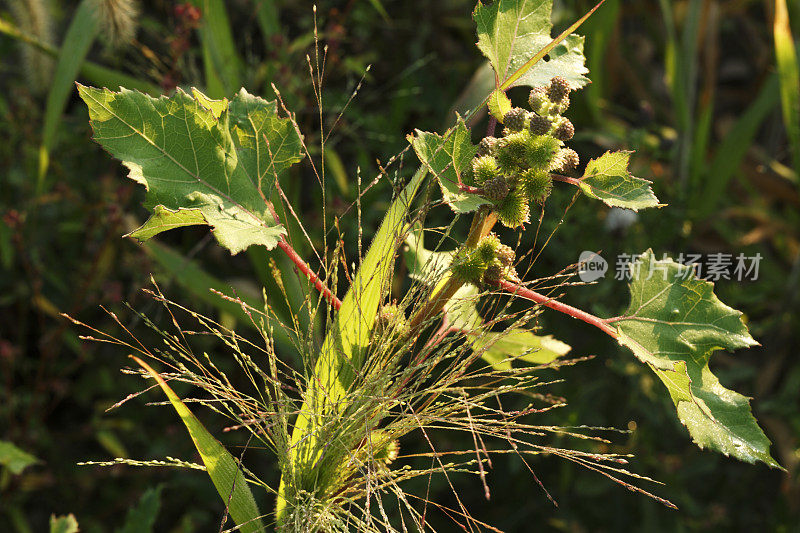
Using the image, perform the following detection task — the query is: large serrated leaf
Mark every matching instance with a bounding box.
[78,85,304,254]
[132,357,265,532]
[614,250,779,468]
[579,151,662,211]
[412,119,488,213]
[474,0,589,89]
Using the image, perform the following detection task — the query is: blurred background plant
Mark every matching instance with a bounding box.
[0,0,797,531]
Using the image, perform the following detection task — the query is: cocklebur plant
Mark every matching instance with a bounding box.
[71,1,781,531]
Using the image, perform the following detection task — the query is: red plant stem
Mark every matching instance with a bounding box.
[267,199,342,311]
[487,116,498,137]
[550,173,581,186]
[277,237,342,311]
[495,279,618,339]
[459,183,485,195]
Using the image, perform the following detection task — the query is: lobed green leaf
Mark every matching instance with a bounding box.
[474,0,589,90]
[412,119,488,213]
[615,250,779,468]
[78,85,304,254]
[579,151,662,211]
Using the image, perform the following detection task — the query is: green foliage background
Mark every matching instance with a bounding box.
[1,0,798,531]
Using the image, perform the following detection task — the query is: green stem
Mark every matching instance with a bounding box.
[405,208,498,334]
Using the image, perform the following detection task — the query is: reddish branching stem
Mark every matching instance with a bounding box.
[277,238,343,311]
[550,173,581,186]
[495,279,619,339]
[267,199,342,311]
[458,183,485,195]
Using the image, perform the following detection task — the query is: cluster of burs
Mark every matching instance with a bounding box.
[452,76,578,287]
[472,76,578,228]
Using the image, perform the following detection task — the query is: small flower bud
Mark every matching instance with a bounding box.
[496,243,515,266]
[483,262,504,286]
[547,76,571,103]
[551,148,580,172]
[482,177,509,202]
[477,136,498,157]
[561,148,580,171]
[528,86,547,111]
[553,119,575,141]
[503,107,527,132]
[529,114,551,136]
[376,303,407,335]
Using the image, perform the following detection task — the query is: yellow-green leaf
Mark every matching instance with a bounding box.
[773,0,800,172]
[474,0,589,90]
[0,440,40,475]
[132,356,265,532]
[39,0,100,186]
[278,165,428,523]
[579,151,662,211]
[50,515,79,533]
[487,89,512,122]
[472,330,571,370]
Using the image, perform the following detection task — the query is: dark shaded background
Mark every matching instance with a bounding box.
[1,0,798,531]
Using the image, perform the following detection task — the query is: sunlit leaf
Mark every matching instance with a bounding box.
[279,166,429,523]
[487,89,513,122]
[615,250,779,468]
[474,0,589,90]
[472,329,570,370]
[579,151,662,211]
[79,85,304,254]
[132,357,265,532]
[412,119,489,213]
[50,515,79,533]
[773,0,800,172]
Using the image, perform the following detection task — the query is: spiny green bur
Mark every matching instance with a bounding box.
[526,135,560,170]
[496,131,533,172]
[522,169,553,202]
[496,188,530,228]
[476,235,501,263]
[452,249,489,284]
[472,155,500,185]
